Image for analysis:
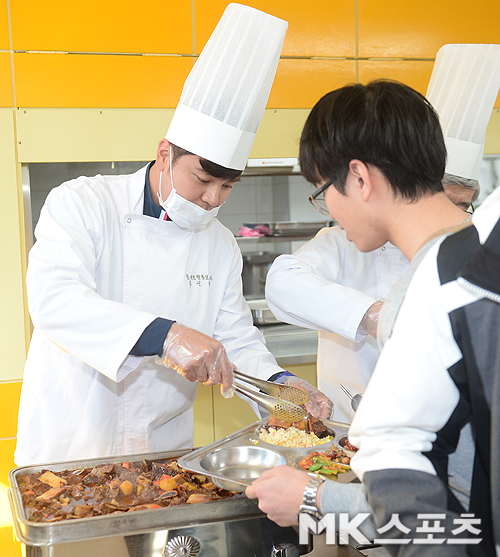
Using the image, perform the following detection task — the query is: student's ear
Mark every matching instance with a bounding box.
[156,139,171,170]
[348,160,373,201]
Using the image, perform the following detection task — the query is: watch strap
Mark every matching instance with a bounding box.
[298,474,325,520]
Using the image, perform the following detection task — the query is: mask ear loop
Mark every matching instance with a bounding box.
[157,148,176,207]
[169,148,175,192]
[157,147,175,206]
[157,170,163,205]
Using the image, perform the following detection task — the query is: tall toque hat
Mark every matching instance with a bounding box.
[166,3,288,170]
[426,44,500,181]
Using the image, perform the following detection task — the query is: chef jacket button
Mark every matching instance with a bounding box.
[381,246,386,251]
[127,217,132,224]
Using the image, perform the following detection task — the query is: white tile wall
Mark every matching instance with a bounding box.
[288,174,327,222]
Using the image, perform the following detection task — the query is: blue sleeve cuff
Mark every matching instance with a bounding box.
[267,370,296,384]
[130,317,175,357]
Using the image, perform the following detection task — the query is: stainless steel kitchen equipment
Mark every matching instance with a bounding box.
[242,252,280,299]
[247,298,280,326]
[233,370,310,405]
[240,223,329,302]
[178,419,356,492]
[233,383,306,422]
[340,383,362,412]
[337,435,357,458]
[8,449,304,557]
[243,222,327,237]
[199,445,287,491]
[8,442,369,557]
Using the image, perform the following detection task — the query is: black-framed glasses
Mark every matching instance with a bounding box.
[309,178,334,216]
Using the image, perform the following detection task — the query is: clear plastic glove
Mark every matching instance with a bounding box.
[284,376,333,419]
[156,323,234,396]
[358,299,384,339]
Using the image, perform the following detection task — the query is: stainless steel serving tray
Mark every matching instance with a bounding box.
[8,449,262,547]
[178,419,356,491]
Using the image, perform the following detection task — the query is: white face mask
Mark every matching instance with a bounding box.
[157,151,221,231]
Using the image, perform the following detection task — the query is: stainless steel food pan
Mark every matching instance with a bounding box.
[178,419,356,491]
[8,449,262,548]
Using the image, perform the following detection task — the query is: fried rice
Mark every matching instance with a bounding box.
[257,426,333,448]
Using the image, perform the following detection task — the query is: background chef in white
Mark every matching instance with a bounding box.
[15,4,331,466]
[265,45,485,423]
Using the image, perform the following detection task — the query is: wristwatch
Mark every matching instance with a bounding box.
[298,474,325,521]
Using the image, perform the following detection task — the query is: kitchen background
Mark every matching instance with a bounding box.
[25,162,324,248]
[1,1,500,554]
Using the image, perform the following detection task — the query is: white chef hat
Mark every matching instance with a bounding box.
[166,3,288,171]
[426,44,500,181]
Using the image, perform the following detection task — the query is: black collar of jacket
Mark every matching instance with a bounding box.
[459,216,500,298]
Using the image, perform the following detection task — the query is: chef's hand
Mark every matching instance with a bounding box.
[284,376,333,419]
[157,323,234,395]
[246,466,313,527]
[358,299,384,339]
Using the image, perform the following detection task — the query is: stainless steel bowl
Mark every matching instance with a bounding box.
[200,446,287,491]
[337,435,357,457]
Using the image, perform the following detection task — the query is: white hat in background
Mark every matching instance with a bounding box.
[426,44,500,181]
[166,3,288,171]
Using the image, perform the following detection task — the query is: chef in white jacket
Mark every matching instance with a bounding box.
[15,4,330,466]
[266,232,408,423]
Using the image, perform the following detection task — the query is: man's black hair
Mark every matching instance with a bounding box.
[299,80,447,200]
[171,144,242,181]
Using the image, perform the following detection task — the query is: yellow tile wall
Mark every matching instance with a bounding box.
[270,59,357,108]
[0,0,9,50]
[194,0,357,57]
[358,60,435,94]
[358,0,500,58]
[3,0,500,109]
[0,382,22,557]
[10,0,193,53]
[0,53,12,110]
[14,53,193,108]
[1,2,500,554]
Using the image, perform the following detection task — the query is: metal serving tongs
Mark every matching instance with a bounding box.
[340,383,363,412]
[233,370,310,405]
[233,370,309,422]
[233,383,306,422]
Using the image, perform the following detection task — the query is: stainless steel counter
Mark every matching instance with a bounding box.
[259,324,318,366]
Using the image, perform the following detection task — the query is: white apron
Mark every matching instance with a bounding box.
[119,213,217,454]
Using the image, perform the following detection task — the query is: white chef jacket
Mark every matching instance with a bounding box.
[16,165,282,465]
[265,227,409,422]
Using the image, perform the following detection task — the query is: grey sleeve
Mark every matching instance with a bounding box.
[364,469,469,557]
[319,481,378,540]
